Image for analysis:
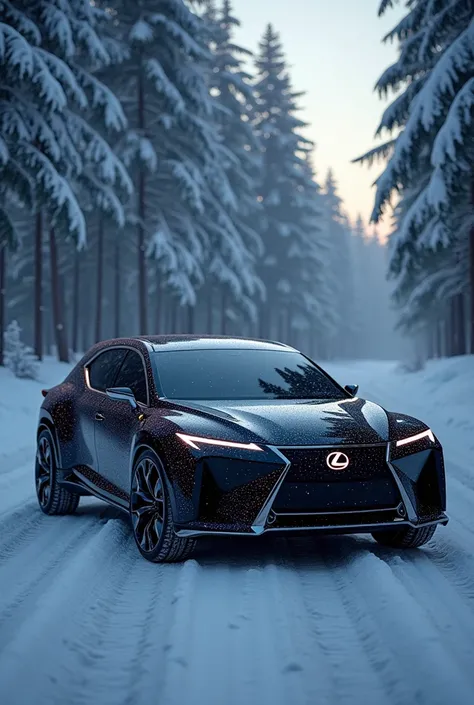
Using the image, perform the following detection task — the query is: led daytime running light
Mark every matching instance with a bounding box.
[176,433,263,451]
[395,429,435,447]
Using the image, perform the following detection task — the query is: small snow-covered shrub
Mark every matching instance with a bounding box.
[4,321,39,380]
[397,354,426,374]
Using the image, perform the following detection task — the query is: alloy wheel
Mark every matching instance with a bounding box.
[130,458,166,553]
[36,436,52,507]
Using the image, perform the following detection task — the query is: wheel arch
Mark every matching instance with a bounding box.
[37,414,62,468]
[130,438,179,520]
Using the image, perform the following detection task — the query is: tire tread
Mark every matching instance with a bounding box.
[132,450,196,563]
[37,429,80,516]
[372,523,437,548]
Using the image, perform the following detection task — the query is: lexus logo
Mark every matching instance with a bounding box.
[326,451,350,470]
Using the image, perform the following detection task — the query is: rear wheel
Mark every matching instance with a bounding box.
[371,523,437,548]
[36,428,80,515]
[130,450,196,563]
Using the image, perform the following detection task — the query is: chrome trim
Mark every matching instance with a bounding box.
[250,446,291,534]
[175,515,448,538]
[275,442,388,449]
[385,442,418,523]
[265,516,447,533]
[84,344,151,406]
[274,505,399,517]
[176,529,255,537]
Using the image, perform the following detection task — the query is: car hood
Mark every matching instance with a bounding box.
[170,396,390,446]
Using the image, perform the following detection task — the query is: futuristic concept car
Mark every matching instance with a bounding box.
[36,336,448,562]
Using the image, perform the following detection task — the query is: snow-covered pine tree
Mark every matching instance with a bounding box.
[101,0,243,334]
[4,319,39,379]
[0,242,5,366]
[253,25,326,344]
[287,154,335,357]
[319,169,353,358]
[202,0,264,332]
[0,0,131,360]
[355,0,474,354]
[0,0,129,247]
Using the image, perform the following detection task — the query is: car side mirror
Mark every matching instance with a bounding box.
[344,384,359,396]
[106,387,138,410]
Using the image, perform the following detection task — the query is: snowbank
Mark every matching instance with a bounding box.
[0,358,72,460]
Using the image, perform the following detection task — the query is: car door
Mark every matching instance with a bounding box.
[94,349,150,494]
[76,347,129,472]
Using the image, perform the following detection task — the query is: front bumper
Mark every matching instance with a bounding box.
[171,441,448,538]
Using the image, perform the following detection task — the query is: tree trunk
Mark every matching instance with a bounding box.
[470,184,474,353]
[258,301,267,339]
[221,290,227,334]
[154,289,162,334]
[207,287,213,334]
[455,293,466,355]
[435,318,443,358]
[114,238,121,338]
[426,323,434,360]
[34,211,43,360]
[137,60,147,335]
[444,304,452,357]
[95,215,104,343]
[0,242,5,366]
[154,266,162,334]
[72,247,80,353]
[285,306,292,345]
[187,304,194,334]
[49,227,69,363]
[170,298,177,333]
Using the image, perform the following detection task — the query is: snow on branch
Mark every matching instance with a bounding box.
[0,1,41,45]
[74,68,126,131]
[148,14,209,60]
[0,22,35,80]
[432,76,474,167]
[419,21,474,132]
[36,48,87,109]
[19,143,86,245]
[145,59,185,114]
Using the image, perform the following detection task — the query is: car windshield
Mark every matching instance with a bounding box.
[152,349,346,401]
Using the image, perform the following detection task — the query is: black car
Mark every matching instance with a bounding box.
[36,335,448,562]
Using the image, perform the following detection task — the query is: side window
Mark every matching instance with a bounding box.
[87,348,128,392]
[113,351,148,405]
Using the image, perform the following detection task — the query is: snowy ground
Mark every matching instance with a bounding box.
[1,356,474,705]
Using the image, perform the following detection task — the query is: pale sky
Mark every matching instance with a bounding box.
[233,0,406,236]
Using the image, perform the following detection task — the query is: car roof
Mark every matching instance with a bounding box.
[136,335,296,353]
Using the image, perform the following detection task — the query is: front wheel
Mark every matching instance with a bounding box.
[130,450,196,563]
[371,523,437,548]
[36,428,80,515]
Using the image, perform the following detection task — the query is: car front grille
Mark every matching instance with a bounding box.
[272,444,401,512]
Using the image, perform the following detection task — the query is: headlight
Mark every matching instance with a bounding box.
[395,429,435,447]
[176,433,263,451]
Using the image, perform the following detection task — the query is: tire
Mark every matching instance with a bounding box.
[371,523,437,548]
[130,449,196,563]
[36,428,80,515]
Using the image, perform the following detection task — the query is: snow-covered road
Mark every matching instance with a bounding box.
[1,358,474,705]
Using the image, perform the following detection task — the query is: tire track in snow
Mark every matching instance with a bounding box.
[286,537,393,705]
[369,543,474,677]
[0,520,133,705]
[322,538,474,705]
[53,542,186,705]
[0,508,46,565]
[0,517,100,647]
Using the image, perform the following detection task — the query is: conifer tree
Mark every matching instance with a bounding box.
[103,0,241,334]
[253,25,324,343]
[356,0,474,351]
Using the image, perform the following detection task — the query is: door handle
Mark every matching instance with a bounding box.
[95,412,105,422]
